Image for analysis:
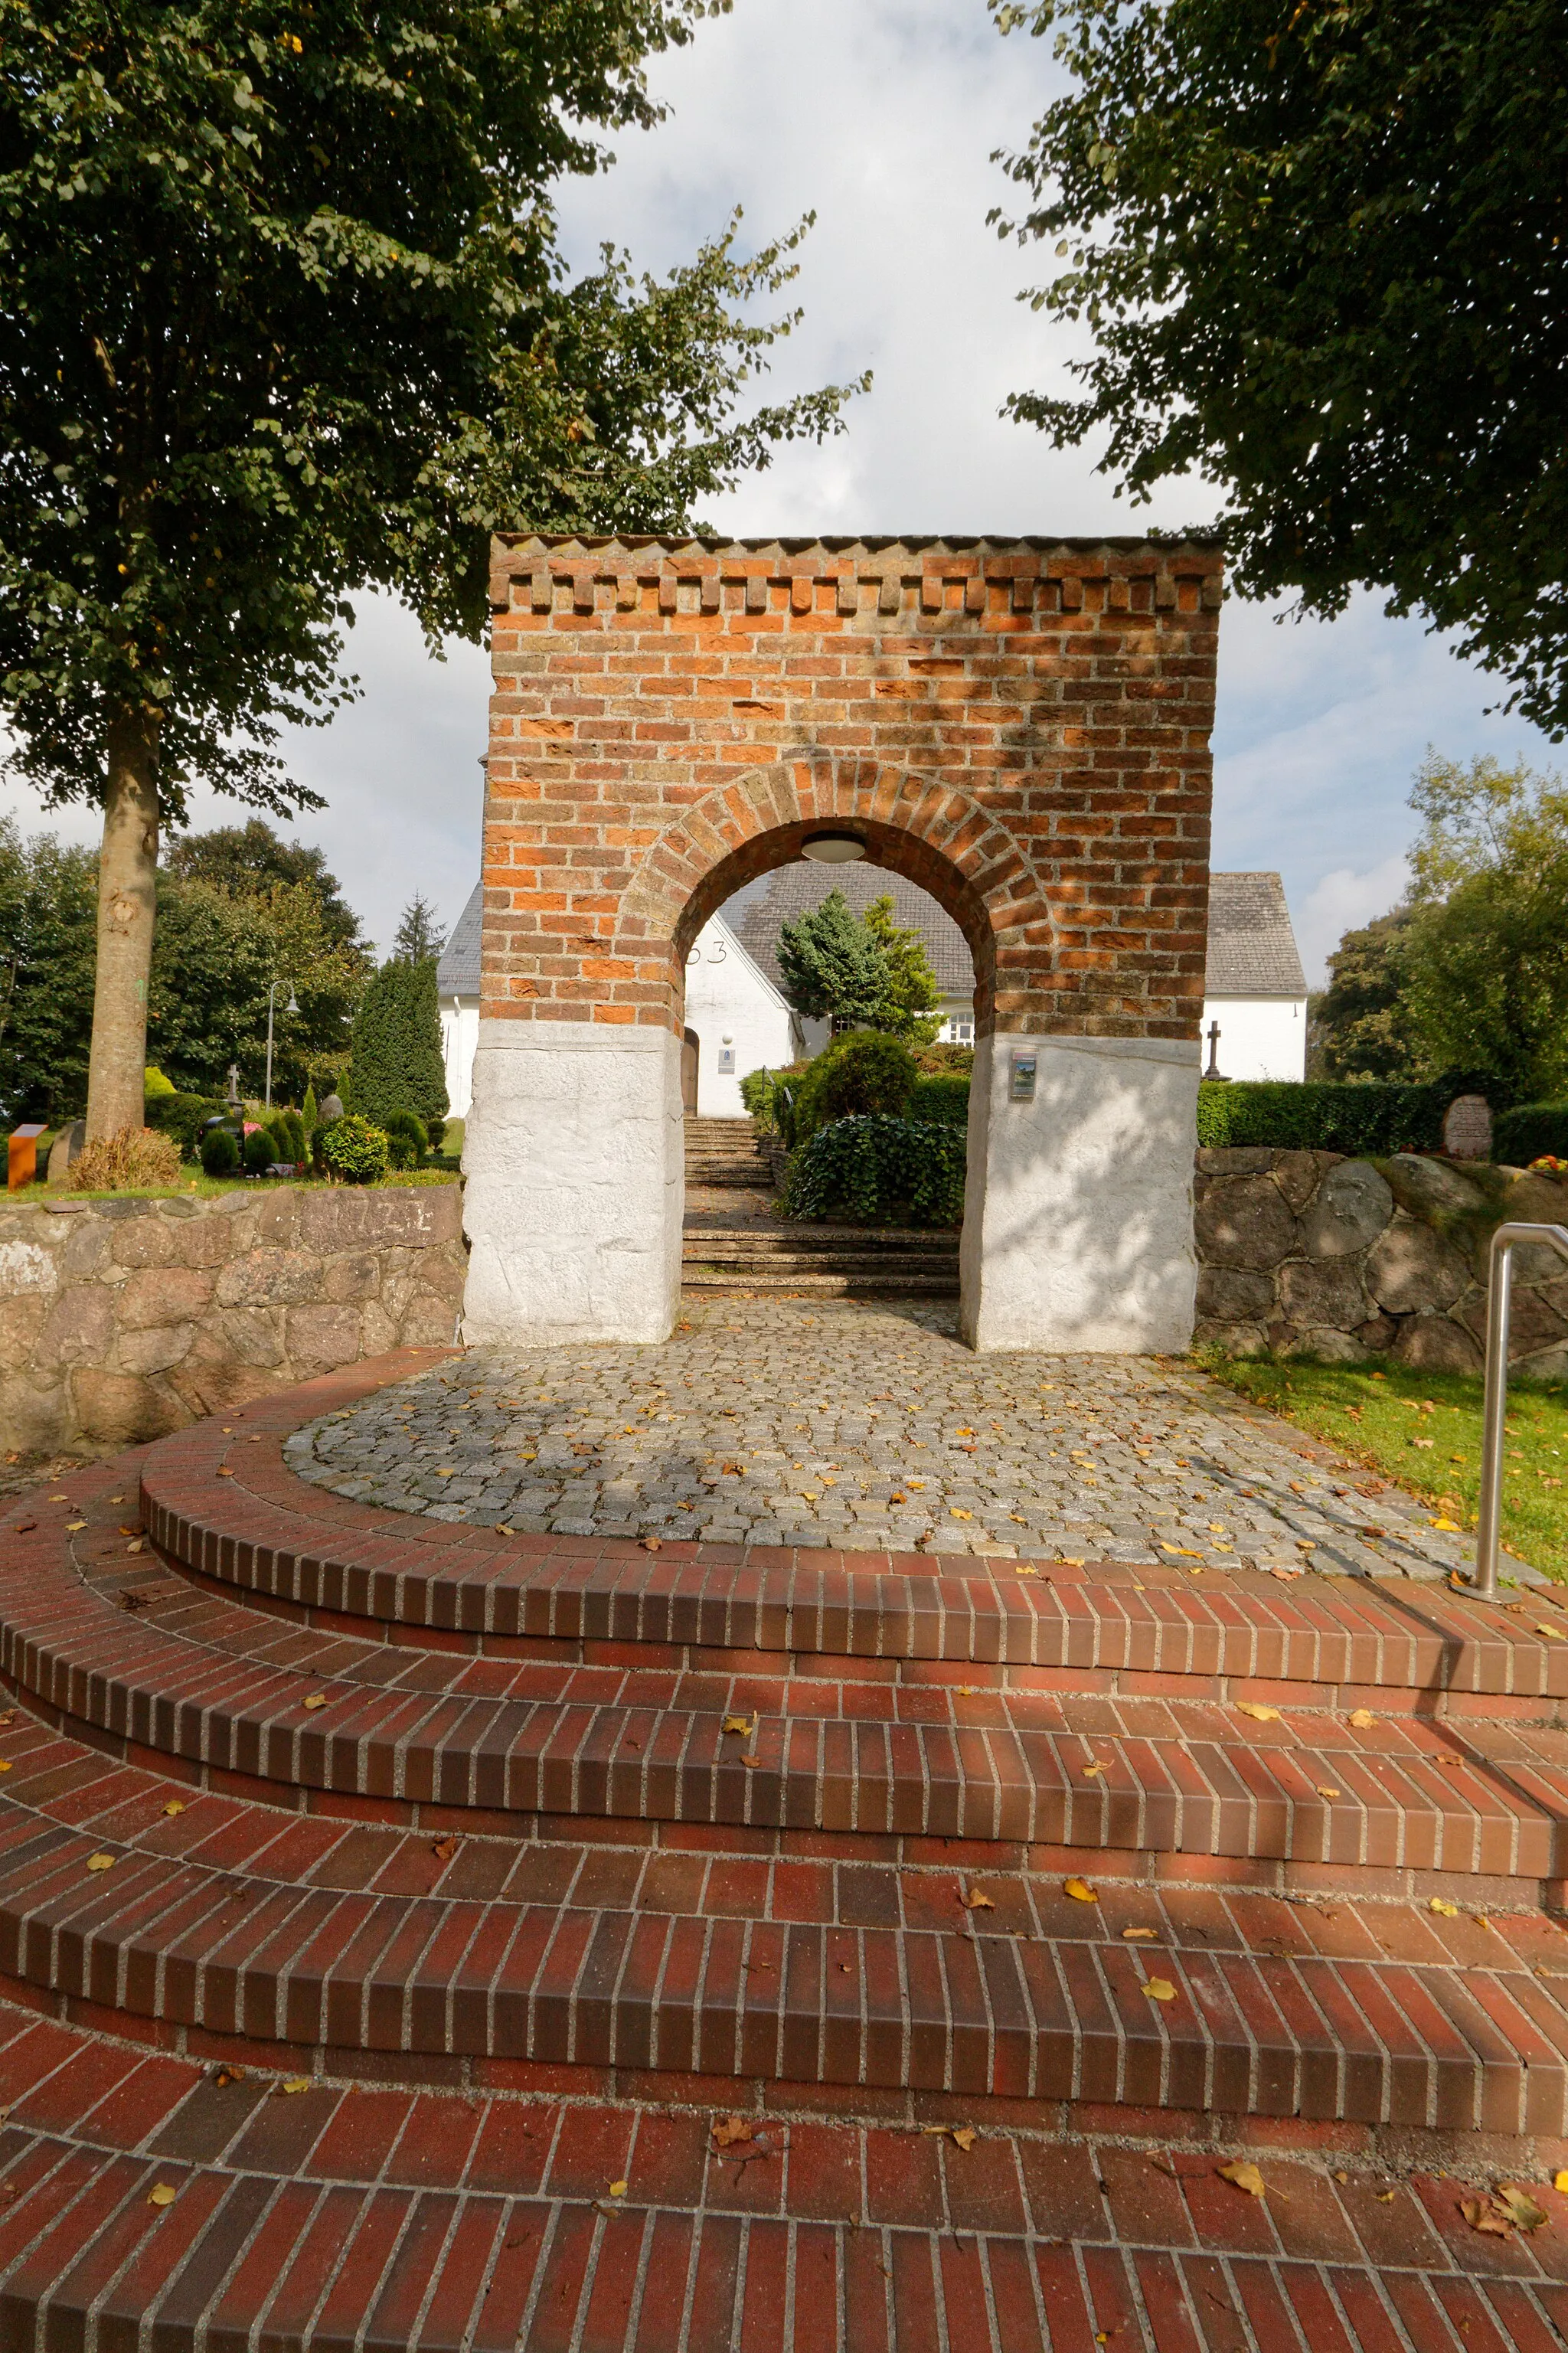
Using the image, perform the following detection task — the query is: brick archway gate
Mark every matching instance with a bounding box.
[464,534,1223,1351]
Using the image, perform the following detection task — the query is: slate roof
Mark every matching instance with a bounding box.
[437,865,1306,1004]
[731,864,975,997]
[435,882,483,995]
[1204,871,1307,998]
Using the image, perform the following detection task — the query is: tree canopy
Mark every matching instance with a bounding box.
[0,0,861,1136]
[776,891,891,1029]
[393,891,446,964]
[164,819,362,948]
[1312,753,1568,1100]
[863,894,944,1044]
[991,0,1568,734]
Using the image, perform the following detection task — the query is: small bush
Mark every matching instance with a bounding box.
[144,1090,227,1158]
[321,1112,390,1185]
[199,1124,242,1178]
[1494,1104,1568,1166]
[143,1065,176,1099]
[791,1031,918,1145]
[738,1064,807,1135]
[909,1074,969,1128]
[781,1113,966,1227]
[270,1109,309,1165]
[241,1126,274,1175]
[67,1126,184,1192]
[383,1109,428,1170]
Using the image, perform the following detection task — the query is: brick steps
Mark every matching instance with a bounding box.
[139,1395,1568,1695]
[7,1356,1568,2341]
[21,1485,1568,1861]
[5,1999,1568,2353]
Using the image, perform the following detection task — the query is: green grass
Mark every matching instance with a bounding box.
[21,1168,460,1206]
[1197,1348,1568,1582]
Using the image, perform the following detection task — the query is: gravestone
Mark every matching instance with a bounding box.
[46,1120,84,1185]
[1442,1093,1492,1162]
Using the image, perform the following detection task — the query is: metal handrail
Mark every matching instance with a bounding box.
[1474,1221,1568,1599]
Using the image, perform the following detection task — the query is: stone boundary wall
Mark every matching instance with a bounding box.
[0,1184,466,1456]
[1194,1147,1568,1374]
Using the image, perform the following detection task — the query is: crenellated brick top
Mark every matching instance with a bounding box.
[482,533,1223,1038]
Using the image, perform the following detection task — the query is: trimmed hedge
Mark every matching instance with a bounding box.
[1494,1103,1568,1166]
[789,1031,917,1145]
[909,1074,969,1128]
[780,1114,966,1227]
[145,1090,227,1158]
[1197,1078,1450,1155]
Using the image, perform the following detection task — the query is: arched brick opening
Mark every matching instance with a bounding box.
[631,762,1011,1043]
[463,534,1222,1351]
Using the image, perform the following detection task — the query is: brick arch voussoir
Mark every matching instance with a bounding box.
[620,763,1050,984]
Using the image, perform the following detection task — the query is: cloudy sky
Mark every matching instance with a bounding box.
[5,0,1556,979]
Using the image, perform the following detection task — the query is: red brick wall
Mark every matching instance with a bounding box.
[482,535,1222,1041]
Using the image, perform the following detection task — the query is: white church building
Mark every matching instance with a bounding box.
[437,863,1307,1120]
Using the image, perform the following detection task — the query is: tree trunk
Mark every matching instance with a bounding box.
[84,706,161,1142]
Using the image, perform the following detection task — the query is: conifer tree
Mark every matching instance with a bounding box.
[349,957,448,1129]
[776,891,890,1028]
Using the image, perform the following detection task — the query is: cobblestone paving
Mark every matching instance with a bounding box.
[285,1299,1494,1582]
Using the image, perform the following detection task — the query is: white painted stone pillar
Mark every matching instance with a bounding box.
[959,1033,1200,1353]
[460,1021,683,1345]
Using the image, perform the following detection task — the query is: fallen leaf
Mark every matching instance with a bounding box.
[11,1520,34,1534]
[1122,1927,1158,1941]
[1316,1786,1342,1799]
[711,2115,753,2149]
[643,1538,662,1552]
[960,1888,995,1910]
[1429,1897,1460,1917]
[162,1799,185,1817]
[1553,2170,1568,2194]
[1081,1762,1104,1778]
[1495,2184,1549,2233]
[280,2077,310,2095]
[1015,1560,1037,1574]
[125,1539,143,1554]
[66,1521,84,1532]
[1160,1544,1200,1557]
[1063,1877,1097,1904]
[608,2180,628,2198]
[1375,2189,1397,2204]
[302,1694,329,1711]
[949,1508,972,1521]
[1431,1519,1462,1532]
[1349,1708,1376,1729]
[212,2066,245,2087]
[1538,1624,1568,1642]
[1217,2159,1266,2199]
[1236,1702,1281,1723]
[87,1852,114,1871]
[430,1835,459,1861]
[950,2127,977,2152]
[1144,1977,1178,2002]
[147,2183,178,2208]
[721,1714,755,1737]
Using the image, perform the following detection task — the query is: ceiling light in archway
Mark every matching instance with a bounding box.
[799,832,867,864]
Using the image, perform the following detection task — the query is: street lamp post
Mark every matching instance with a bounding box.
[264,983,300,1111]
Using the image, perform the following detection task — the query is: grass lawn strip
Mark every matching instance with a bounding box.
[1200,1348,1568,1586]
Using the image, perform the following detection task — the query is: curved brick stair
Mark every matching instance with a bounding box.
[3,1357,1568,2342]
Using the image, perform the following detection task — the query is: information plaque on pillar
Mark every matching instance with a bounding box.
[1009,1052,1037,1103]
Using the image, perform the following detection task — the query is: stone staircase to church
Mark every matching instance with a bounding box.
[682,1115,962,1299]
[2,1349,1568,2344]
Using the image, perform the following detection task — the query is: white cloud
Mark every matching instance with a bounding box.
[1,0,1558,962]
[1298,854,1410,990]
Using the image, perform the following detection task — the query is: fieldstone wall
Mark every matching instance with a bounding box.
[0,1184,466,1456]
[1194,1149,1568,1373]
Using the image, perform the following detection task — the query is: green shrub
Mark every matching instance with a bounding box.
[739,1064,808,1135]
[383,1109,428,1169]
[199,1124,241,1178]
[145,1090,227,1158]
[1494,1104,1568,1166]
[302,1083,319,1134]
[243,1126,276,1175]
[425,1115,446,1153]
[349,956,448,1129]
[911,1040,975,1076]
[143,1064,176,1099]
[264,1110,308,1165]
[791,1031,917,1145]
[781,1114,967,1227]
[321,1112,390,1184]
[1197,1079,1446,1155]
[909,1074,969,1128]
